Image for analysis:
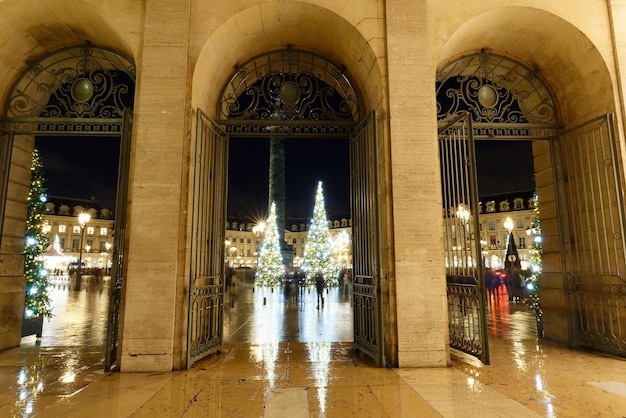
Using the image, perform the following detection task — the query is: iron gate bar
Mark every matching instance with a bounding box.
[350,111,383,367]
[1,117,124,136]
[555,113,626,357]
[439,111,490,365]
[187,109,227,368]
[0,132,12,244]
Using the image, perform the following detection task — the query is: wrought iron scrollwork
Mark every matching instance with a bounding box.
[6,45,135,120]
[218,49,361,135]
[436,54,557,126]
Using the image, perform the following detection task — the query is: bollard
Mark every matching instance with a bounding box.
[263,297,266,305]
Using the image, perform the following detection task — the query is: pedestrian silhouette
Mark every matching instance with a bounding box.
[315,272,325,309]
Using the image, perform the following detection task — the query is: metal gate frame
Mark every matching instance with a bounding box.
[554,113,626,356]
[186,109,228,368]
[105,109,132,371]
[438,112,490,365]
[350,110,384,367]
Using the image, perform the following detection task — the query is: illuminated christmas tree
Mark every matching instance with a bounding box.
[23,148,52,318]
[255,201,285,287]
[525,192,543,335]
[302,181,338,285]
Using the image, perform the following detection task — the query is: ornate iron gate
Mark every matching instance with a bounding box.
[350,111,384,366]
[105,109,132,371]
[0,131,11,241]
[439,112,490,365]
[555,114,626,356]
[187,109,228,368]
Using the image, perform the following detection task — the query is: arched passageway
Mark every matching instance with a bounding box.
[0,44,136,370]
[187,49,388,367]
[435,5,626,361]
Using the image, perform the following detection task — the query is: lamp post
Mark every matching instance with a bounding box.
[104,242,112,275]
[74,212,90,291]
[456,204,470,267]
[230,246,237,267]
[224,240,231,266]
[252,221,266,269]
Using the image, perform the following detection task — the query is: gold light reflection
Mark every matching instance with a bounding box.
[512,341,527,371]
[60,372,76,383]
[534,373,556,417]
[12,361,47,417]
[307,342,331,415]
[251,342,280,394]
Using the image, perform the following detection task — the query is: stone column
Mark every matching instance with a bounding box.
[120,0,191,372]
[0,135,34,350]
[385,0,449,367]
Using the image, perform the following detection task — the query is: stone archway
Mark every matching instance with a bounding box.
[435,6,624,353]
[0,45,135,370]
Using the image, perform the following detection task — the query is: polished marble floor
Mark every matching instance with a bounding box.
[1,276,626,417]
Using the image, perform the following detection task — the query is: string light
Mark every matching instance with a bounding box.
[22,148,52,319]
[301,182,339,286]
[524,192,543,335]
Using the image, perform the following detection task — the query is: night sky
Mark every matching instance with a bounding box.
[33,136,534,218]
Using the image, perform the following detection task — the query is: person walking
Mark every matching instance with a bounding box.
[315,272,325,309]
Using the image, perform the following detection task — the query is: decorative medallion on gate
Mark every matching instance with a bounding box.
[4,45,135,134]
[218,49,361,137]
[436,54,559,139]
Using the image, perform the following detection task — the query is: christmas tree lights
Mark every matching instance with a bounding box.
[302,181,338,286]
[23,148,52,318]
[525,192,543,335]
[255,201,285,287]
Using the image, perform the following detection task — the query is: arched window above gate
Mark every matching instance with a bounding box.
[4,45,135,132]
[218,49,361,137]
[436,54,560,139]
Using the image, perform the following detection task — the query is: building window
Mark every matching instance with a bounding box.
[99,240,107,251]
[486,201,496,212]
[247,238,251,244]
[86,239,94,249]
[499,201,510,211]
[59,224,67,233]
[489,235,496,249]
[86,226,94,235]
[292,238,297,244]
[73,226,81,234]
[100,227,107,236]
[519,236,526,249]
[488,221,495,231]
[517,219,524,229]
[71,239,80,251]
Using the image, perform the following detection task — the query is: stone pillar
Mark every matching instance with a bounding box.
[120,0,190,372]
[532,141,569,343]
[385,0,449,367]
[0,136,34,350]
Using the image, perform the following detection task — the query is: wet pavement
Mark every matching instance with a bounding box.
[1,276,626,417]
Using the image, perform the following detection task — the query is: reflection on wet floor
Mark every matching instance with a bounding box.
[224,280,354,343]
[2,276,626,417]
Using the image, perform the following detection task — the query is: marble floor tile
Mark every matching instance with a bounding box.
[1,278,625,417]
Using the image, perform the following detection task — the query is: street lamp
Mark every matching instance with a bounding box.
[230,246,237,266]
[104,242,112,275]
[252,221,266,269]
[74,212,91,291]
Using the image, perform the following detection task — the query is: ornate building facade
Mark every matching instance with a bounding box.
[41,196,115,272]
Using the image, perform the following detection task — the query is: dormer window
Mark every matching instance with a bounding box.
[499,200,510,211]
[486,201,496,213]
